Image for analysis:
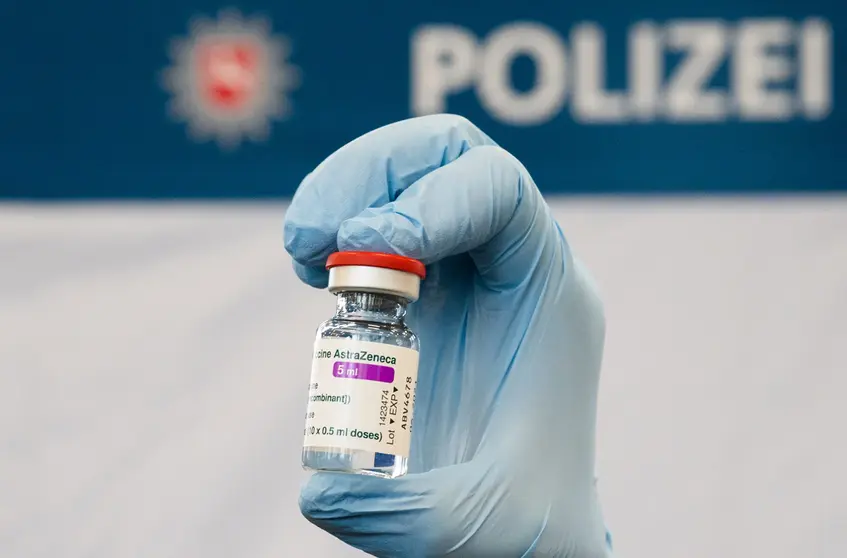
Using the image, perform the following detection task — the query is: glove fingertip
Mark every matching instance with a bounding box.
[337,212,426,261]
[298,474,331,523]
[293,261,329,289]
[283,218,336,265]
[298,472,377,525]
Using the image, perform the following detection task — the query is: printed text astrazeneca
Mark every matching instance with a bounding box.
[314,349,398,365]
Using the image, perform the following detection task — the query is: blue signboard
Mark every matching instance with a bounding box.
[0,0,844,198]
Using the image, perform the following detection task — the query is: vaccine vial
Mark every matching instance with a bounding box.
[302,251,424,479]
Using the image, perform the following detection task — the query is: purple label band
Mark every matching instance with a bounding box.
[332,361,395,383]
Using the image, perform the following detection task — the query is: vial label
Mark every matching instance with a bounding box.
[303,339,419,457]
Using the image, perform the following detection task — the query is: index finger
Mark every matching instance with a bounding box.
[283,114,496,270]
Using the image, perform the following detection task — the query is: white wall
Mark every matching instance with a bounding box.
[2,198,845,557]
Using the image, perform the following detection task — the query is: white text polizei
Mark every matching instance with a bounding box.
[411,18,833,125]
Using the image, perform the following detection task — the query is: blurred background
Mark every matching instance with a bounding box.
[1,1,845,557]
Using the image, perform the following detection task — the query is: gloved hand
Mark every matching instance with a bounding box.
[283,114,613,557]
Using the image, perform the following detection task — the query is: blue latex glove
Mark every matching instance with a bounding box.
[284,115,612,557]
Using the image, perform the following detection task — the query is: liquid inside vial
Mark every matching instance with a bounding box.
[302,291,419,478]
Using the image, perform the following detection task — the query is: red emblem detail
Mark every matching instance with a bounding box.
[195,40,260,110]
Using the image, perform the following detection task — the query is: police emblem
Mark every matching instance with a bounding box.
[161,9,300,149]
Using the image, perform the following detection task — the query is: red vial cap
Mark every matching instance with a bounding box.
[326,251,426,279]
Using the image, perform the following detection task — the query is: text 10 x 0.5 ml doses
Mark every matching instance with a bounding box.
[301,251,425,478]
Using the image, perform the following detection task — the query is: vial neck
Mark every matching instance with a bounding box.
[335,291,407,325]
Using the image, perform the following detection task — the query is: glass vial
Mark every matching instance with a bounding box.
[302,251,425,479]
